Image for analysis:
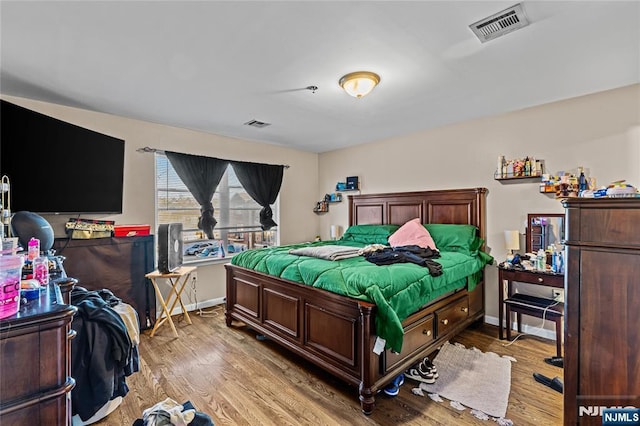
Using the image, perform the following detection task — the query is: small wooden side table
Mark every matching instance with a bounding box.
[146,266,196,337]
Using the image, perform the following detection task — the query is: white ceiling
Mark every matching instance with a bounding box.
[1,1,638,153]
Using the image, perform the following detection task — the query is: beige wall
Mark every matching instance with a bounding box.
[4,84,639,334]
[318,83,640,333]
[1,95,319,306]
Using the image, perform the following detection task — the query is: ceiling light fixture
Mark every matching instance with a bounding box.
[339,71,380,98]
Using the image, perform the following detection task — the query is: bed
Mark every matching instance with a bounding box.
[225,188,489,414]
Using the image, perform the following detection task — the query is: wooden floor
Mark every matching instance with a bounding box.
[93,305,563,426]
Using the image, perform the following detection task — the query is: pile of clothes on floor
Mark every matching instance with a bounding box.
[71,286,140,424]
[133,398,213,426]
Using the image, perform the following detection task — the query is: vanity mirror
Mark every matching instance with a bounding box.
[526,213,565,253]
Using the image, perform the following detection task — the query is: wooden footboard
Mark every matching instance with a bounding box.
[225,264,484,414]
[225,187,488,414]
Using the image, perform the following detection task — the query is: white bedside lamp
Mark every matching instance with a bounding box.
[504,230,520,261]
[330,225,342,240]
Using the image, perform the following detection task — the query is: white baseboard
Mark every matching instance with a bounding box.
[484,314,559,341]
[167,297,225,317]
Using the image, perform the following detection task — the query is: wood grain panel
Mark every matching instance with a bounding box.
[350,188,486,239]
[579,249,639,401]
[579,209,640,248]
[352,204,384,225]
[428,201,472,225]
[469,281,484,316]
[39,325,67,390]
[263,288,299,338]
[234,278,260,319]
[305,303,357,367]
[388,201,423,225]
[0,331,39,402]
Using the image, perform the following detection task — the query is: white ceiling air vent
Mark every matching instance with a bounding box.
[244,119,271,128]
[470,3,529,43]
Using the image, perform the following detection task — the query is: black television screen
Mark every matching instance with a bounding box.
[0,100,125,214]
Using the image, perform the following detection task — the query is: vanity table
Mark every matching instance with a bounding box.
[497,266,564,357]
[498,213,565,357]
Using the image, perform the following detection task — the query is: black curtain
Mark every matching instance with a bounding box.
[165,151,229,239]
[230,161,284,230]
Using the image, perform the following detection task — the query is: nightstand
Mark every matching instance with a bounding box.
[498,266,564,357]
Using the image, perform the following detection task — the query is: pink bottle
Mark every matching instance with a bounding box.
[27,238,40,262]
[33,256,49,286]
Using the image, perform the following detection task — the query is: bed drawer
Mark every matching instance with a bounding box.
[435,296,469,337]
[384,313,435,372]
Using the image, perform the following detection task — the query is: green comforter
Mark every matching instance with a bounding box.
[231,241,492,352]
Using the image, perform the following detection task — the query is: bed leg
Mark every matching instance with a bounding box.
[358,303,376,414]
[359,383,375,415]
[224,310,233,327]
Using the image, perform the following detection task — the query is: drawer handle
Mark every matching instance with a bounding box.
[441,319,449,325]
[68,329,77,340]
[538,277,544,283]
[422,329,432,336]
[461,307,468,313]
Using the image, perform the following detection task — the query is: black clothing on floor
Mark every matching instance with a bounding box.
[132,400,214,426]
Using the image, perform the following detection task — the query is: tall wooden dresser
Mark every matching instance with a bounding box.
[563,198,640,425]
[0,283,77,425]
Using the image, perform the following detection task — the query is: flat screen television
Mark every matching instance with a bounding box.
[0,99,125,214]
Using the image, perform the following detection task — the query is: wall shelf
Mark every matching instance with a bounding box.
[336,176,359,192]
[313,194,343,214]
[494,172,543,182]
[313,204,328,214]
[314,176,360,214]
[495,157,544,181]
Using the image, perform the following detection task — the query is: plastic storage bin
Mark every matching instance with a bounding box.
[0,255,24,319]
[114,225,151,237]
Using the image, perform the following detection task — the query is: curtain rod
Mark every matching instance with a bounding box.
[136,146,290,168]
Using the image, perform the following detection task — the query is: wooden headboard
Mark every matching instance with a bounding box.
[348,188,487,240]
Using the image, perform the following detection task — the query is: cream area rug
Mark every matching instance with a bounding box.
[416,341,515,422]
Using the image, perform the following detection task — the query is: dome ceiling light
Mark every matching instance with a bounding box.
[339,71,380,98]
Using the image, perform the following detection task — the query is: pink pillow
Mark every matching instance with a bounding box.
[388,218,438,250]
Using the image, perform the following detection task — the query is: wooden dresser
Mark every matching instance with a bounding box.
[0,283,77,425]
[53,235,155,330]
[563,198,640,425]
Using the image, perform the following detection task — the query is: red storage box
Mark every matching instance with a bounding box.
[114,225,151,237]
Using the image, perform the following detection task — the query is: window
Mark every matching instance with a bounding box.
[155,154,278,261]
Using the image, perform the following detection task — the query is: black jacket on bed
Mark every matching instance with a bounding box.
[364,245,443,276]
[70,286,134,421]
